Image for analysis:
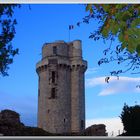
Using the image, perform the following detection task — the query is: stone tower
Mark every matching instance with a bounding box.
[36,40,87,134]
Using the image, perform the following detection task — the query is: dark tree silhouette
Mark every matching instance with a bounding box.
[0,4,20,76]
[120,104,140,136]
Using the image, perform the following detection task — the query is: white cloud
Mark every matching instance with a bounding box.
[86,76,140,96]
[85,68,100,75]
[86,117,123,137]
[86,76,106,87]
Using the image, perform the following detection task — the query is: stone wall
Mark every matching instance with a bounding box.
[0,109,52,136]
[0,109,22,126]
[83,124,108,136]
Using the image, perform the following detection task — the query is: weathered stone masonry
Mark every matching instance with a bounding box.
[36,40,87,134]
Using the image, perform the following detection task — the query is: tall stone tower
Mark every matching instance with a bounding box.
[36,40,87,134]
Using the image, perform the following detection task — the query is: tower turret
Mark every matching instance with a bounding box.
[69,40,87,133]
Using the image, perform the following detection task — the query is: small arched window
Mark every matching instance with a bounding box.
[53,46,57,54]
[52,71,56,83]
[38,89,40,97]
[81,120,84,128]
[51,88,56,99]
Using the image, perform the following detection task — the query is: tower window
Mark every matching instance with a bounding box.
[38,89,40,97]
[53,46,57,54]
[51,88,56,99]
[64,118,65,123]
[52,71,56,83]
[81,120,84,128]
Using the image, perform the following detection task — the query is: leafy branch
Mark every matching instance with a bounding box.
[0,4,20,76]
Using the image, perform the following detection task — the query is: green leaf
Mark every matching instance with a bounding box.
[86,4,92,12]
[121,11,132,21]
[111,22,119,35]
[118,33,124,42]
[121,42,127,50]
[136,44,140,56]
[127,40,136,53]
[119,21,127,31]
[131,18,140,28]
[101,27,109,37]
[102,5,110,13]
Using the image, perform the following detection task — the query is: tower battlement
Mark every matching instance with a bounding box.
[36,40,87,134]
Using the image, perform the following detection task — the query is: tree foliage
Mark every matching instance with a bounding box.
[84,4,140,76]
[0,4,19,76]
[120,104,140,136]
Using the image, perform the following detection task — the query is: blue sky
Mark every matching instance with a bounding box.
[0,4,140,136]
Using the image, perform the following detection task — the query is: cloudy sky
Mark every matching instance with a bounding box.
[0,4,140,136]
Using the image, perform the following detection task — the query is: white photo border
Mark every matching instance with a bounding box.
[0,1,140,140]
[0,0,140,3]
